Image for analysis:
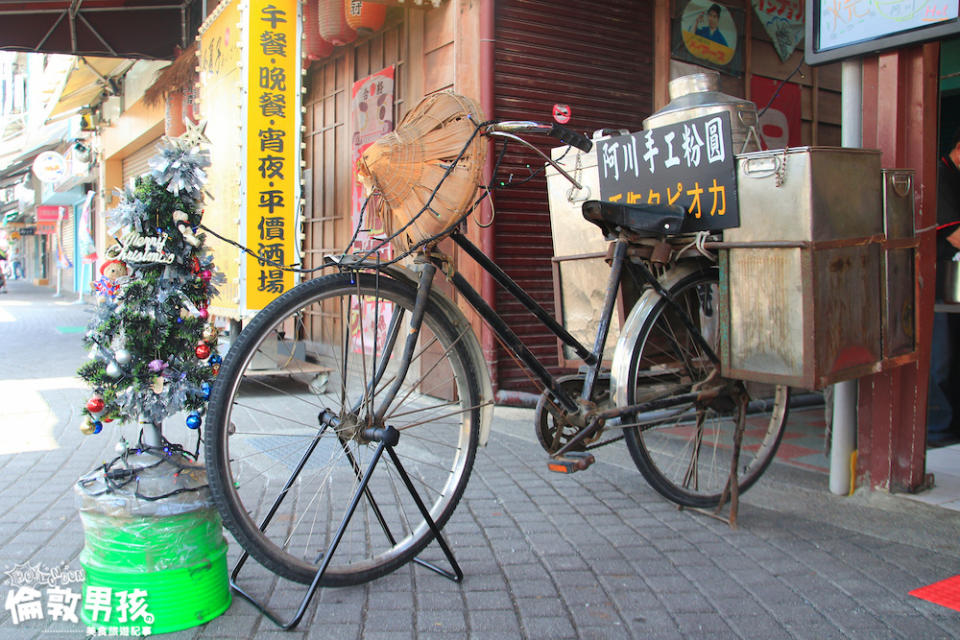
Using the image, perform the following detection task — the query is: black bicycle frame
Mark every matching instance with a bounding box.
[447,231,626,415]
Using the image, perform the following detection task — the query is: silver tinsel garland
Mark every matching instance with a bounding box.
[149,137,211,203]
[107,185,151,235]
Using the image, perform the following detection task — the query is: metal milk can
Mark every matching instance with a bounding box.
[643,72,761,154]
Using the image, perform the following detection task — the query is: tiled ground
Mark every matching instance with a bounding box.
[776,405,960,514]
[771,405,830,474]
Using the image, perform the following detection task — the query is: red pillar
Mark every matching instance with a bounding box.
[858,43,939,492]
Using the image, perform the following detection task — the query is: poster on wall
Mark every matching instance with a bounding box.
[751,76,801,150]
[673,0,744,76]
[349,66,395,355]
[751,0,804,61]
[350,65,395,260]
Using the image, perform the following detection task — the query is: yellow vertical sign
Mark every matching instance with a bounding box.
[198,0,244,318]
[245,0,298,311]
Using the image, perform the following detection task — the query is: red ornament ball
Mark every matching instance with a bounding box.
[198,308,209,320]
[196,343,212,359]
[86,397,105,413]
[200,269,212,282]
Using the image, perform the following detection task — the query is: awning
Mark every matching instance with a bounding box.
[48,56,135,119]
[0,1,200,60]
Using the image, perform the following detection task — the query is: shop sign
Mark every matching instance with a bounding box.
[36,205,70,222]
[32,151,68,184]
[198,0,301,317]
[35,221,56,235]
[595,111,740,232]
[245,0,299,312]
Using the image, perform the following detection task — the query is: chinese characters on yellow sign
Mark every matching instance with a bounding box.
[198,0,300,316]
[246,0,299,311]
[596,112,740,232]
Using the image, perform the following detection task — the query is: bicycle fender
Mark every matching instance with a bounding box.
[609,262,710,409]
[382,264,495,447]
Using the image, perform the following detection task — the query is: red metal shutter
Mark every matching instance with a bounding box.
[493,0,654,394]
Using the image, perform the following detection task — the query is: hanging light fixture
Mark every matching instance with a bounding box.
[318,0,357,46]
[304,0,334,61]
[344,0,386,36]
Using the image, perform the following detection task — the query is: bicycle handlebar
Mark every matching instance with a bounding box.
[485,120,593,152]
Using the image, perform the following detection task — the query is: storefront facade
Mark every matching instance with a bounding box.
[19,0,947,493]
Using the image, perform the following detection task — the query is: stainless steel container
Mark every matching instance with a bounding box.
[882,169,914,239]
[726,147,883,243]
[720,244,883,390]
[880,169,916,359]
[945,259,960,304]
[718,147,886,389]
[643,72,761,154]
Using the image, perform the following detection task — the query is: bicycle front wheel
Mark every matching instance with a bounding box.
[621,266,789,508]
[205,272,481,586]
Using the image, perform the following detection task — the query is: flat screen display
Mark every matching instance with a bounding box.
[806,0,960,64]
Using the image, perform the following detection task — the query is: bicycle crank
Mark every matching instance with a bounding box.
[534,374,612,454]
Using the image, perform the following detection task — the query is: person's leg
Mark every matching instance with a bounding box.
[928,312,957,445]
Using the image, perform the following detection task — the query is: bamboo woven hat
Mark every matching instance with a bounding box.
[357,91,486,253]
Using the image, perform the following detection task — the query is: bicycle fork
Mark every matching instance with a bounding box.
[368,261,438,427]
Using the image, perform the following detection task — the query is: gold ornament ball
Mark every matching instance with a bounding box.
[202,325,219,343]
[80,418,96,435]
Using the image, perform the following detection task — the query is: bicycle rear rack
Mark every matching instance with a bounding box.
[229,425,463,630]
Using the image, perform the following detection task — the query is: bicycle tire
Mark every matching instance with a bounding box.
[621,266,789,508]
[205,272,481,586]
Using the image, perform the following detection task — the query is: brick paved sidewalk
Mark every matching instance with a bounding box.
[1,279,959,639]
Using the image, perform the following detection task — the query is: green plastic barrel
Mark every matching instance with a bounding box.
[78,508,231,634]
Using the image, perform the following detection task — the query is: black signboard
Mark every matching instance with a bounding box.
[596,111,740,232]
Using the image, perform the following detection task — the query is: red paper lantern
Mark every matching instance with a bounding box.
[303,0,334,61]
[165,91,187,137]
[318,0,357,46]
[344,0,386,36]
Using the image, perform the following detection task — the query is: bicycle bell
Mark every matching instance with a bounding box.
[643,72,761,154]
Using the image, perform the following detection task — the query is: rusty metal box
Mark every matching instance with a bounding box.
[882,169,915,239]
[720,147,886,389]
[545,143,620,363]
[882,248,915,358]
[720,244,883,390]
[726,147,883,243]
[880,169,916,359]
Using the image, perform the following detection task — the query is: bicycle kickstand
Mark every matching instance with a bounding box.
[229,425,463,630]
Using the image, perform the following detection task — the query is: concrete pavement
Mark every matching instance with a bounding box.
[1,278,959,639]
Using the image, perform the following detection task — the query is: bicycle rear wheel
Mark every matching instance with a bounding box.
[205,272,481,586]
[621,266,789,508]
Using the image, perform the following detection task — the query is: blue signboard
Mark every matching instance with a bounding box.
[596,111,740,232]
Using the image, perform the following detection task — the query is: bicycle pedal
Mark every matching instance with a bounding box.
[547,452,595,474]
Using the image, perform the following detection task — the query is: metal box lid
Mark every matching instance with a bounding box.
[726,147,883,243]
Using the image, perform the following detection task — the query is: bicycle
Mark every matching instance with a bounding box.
[203,99,790,602]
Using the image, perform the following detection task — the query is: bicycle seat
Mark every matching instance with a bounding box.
[581,200,686,238]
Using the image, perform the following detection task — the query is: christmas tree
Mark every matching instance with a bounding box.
[78,123,222,437]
